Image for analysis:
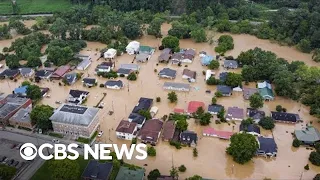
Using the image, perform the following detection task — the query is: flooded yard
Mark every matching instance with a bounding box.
[0,23,320,179]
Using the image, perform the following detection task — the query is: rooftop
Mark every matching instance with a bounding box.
[295,126,320,143]
[258,137,277,154]
[208,104,223,113]
[10,108,31,123]
[82,160,113,180]
[116,120,137,134]
[271,111,300,123]
[159,68,176,78]
[187,101,205,114]
[162,121,176,140]
[115,166,145,180]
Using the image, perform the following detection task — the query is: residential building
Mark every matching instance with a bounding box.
[271,111,301,123]
[162,120,176,141]
[77,58,91,71]
[0,69,20,79]
[115,120,138,140]
[104,48,117,59]
[82,160,113,180]
[243,88,259,100]
[201,55,214,66]
[226,107,244,121]
[35,69,53,80]
[294,126,320,145]
[205,70,215,81]
[158,68,176,79]
[135,53,150,63]
[163,82,190,92]
[132,98,153,114]
[51,65,70,79]
[0,95,32,125]
[68,90,89,105]
[187,101,205,114]
[171,49,195,64]
[247,108,265,123]
[217,85,232,96]
[257,137,277,158]
[199,51,207,57]
[173,108,184,114]
[240,124,261,136]
[138,119,163,145]
[223,60,238,69]
[117,68,133,77]
[128,113,146,129]
[233,86,242,92]
[208,104,224,115]
[50,104,100,138]
[139,45,155,55]
[120,64,140,71]
[64,73,78,85]
[180,130,197,147]
[157,176,174,180]
[182,69,196,82]
[95,62,114,74]
[9,106,34,129]
[203,127,233,140]
[259,87,274,101]
[19,68,34,78]
[13,86,28,97]
[158,48,172,63]
[115,166,145,180]
[82,78,97,87]
[126,41,140,55]
[171,53,183,64]
[105,80,124,90]
[219,72,228,82]
[258,81,272,89]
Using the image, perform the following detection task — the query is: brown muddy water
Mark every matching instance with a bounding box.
[0,23,320,179]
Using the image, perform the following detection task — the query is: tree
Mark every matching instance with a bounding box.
[193,148,198,157]
[225,72,242,88]
[168,91,178,103]
[138,109,152,120]
[211,97,217,105]
[292,139,301,148]
[162,36,180,52]
[206,77,220,85]
[121,18,142,39]
[276,105,283,112]
[21,81,31,87]
[208,60,220,70]
[199,112,212,126]
[30,105,54,131]
[258,117,275,130]
[309,151,320,166]
[190,28,206,42]
[127,72,137,81]
[148,169,161,180]
[49,18,68,39]
[170,166,179,180]
[147,17,163,38]
[314,174,320,180]
[26,56,42,68]
[297,39,312,53]
[215,35,234,55]
[304,164,310,170]
[217,107,225,119]
[241,118,254,128]
[26,84,42,100]
[186,175,203,180]
[313,49,320,62]
[5,54,20,69]
[0,164,16,180]
[249,93,264,109]
[178,165,186,172]
[215,91,223,98]
[226,133,259,164]
[176,118,188,131]
[147,146,156,156]
[48,159,80,180]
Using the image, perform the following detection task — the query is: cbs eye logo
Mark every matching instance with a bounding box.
[20,143,37,160]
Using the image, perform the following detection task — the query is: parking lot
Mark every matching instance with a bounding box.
[0,138,28,170]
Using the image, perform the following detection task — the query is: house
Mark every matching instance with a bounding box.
[199,51,207,57]
[9,107,34,130]
[201,55,214,66]
[49,104,100,138]
[119,64,140,71]
[132,97,153,114]
[257,137,277,158]
[19,68,34,78]
[180,130,197,147]
[187,101,205,114]
[95,62,114,74]
[115,120,138,140]
[247,108,265,123]
[63,73,78,85]
[105,80,124,90]
[258,81,272,89]
[233,86,242,92]
[139,45,155,55]
[182,49,196,63]
[13,86,28,97]
[173,108,184,114]
[158,48,172,63]
[259,87,274,101]
[35,69,53,80]
[68,90,89,105]
[115,166,145,180]
[243,88,259,100]
[82,160,113,180]
[157,176,174,180]
[104,48,117,59]
[138,119,163,145]
[171,53,183,64]
[0,95,32,125]
[40,87,49,97]
[294,126,320,145]
[226,107,244,121]
[50,65,70,79]
[219,72,228,82]
[163,82,190,92]
[162,121,176,141]
[82,78,97,87]
[126,41,140,55]
[182,69,196,82]
[117,68,133,77]
[217,85,232,96]
[76,58,91,71]
[0,69,20,79]
[271,111,301,123]
[205,70,215,81]
[208,104,223,115]
[128,113,146,129]
[240,124,261,136]
[223,60,238,69]
[150,106,158,117]
[135,53,150,63]
[158,68,176,79]
[203,127,233,140]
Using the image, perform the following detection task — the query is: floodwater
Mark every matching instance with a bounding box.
[1,22,320,179]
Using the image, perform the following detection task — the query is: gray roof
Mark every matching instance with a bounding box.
[224,60,238,68]
[159,68,177,78]
[64,73,77,84]
[163,82,190,90]
[227,107,244,119]
[135,53,149,62]
[50,104,99,126]
[117,68,132,75]
[105,80,123,87]
[295,126,320,143]
[10,108,31,123]
[208,104,223,113]
[19,68,33,75]
[0,96,30,119]
[82,160,113,180]
[217,85,232,94]
[77,59,91,69]
[120,64,140,71]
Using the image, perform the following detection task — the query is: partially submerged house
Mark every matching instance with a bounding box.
[35,69,53,80]
[138,119,163,145]
[119,64,140,71]
[187,101,205,114]
[219,72,228,82]
[82,78,97,87]
[132,97,153,114]
[258,81,272,89]
[208,104,224,115]
[139,45,155,55]
[76,54,91,71]
[82,160,113,180]
[0,69,20,79]
[171,49,196,64]
[201,55,214,66]
[294,126,320,145]
[104,48,117,59]
[243,88,259,100]
[51,65,71,79]
[68,90,89,105]
[19,68,34,78]
[115,166,145,180]
[257,137,277,158]
[95,62,114,74]
[271,111,301,123]
[182,69,196,82]
[203,127,233,140]
[115,120,138,140]
[180,130,198,147]
[247,108,265,123]
[13,86,28,97]
[240,124,261,136]
[258,81,274,101]
[162,120,176,141]
[226,107,244,121]
[158,48,172,63]
[117,68,133,77]
[217,85,232,96]
[105,80,124,90]
[126,41,140,55]
[223,60,238,69]
[158,68,176,79]
[205,70,215,81]
[163,82,190,92]
[128,113,146,129]
[135,53,150,63]
[63,73,78,85]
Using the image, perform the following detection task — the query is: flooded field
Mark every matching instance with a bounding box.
[0,23,320,179]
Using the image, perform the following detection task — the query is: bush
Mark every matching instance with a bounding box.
[202,70,206,75]
[215,91,223,98]
[99,83,105,88]
[304,164,309,170]
[154,69,157,73]
[178,165,186,172]
[292,139,302,147]
[258,117,275,130]
[309,151,320,166]
[127,72,137,81]
[2,47,9,52]
[170,141,182,149]
[276,105,282,112]
[48,132,63,138]
[120,74,125,77]
[282,108,287,112]
[193,148,198,157]
[314,174,320,180]
[131,138,137,145]
[147,146,156,156]
[156,97,161,102]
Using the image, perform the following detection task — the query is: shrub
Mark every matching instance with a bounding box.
[156,97,161,102]
[178,165,186,172]
[282,108,287,112]
[314,174,320,180]
[292,139,301,147]
[309,151,320,166]
[193,148,198,157]
[119,74,125,77]
[170,141,182,149]
[154,69,157,73]
[2,47,9,52]
[304,164,309,170]
[258,117,275,130]
[99,83,105,88]
[202,70,206,75]
[215,91,223,98]
[147,146,156,156]
[276,105,282,112]
[127,72,137,81]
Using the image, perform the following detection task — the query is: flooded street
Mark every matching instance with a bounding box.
[1,23,320,179]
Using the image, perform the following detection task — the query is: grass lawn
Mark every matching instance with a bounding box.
[0,0,78,15]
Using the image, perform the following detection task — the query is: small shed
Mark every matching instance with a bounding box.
[150,106,158,117]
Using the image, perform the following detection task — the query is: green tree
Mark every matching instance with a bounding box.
[121,18,142,39]
[147,146,156,156]
[215,35,234,55]
[276,105,283,112]
[170,166,179,180]
[226,133,259,164]
[249,93,264,109]
[26,56,42,68]
[148,169,161,180]
[225,72,242,88]
[5,54,20,69]
[0,164,16,180]
[162,36,180,52]
[49,18,68,39]
[199,112,212,126]
[147,17,163,38]
[168,91,178,103]
[21,81,31,86]
[30,105,54,131]
[193,148,198,157]
[206,77,220,85]
[208,60,220,70]
[176,118,188,131]
[211,97,217,105]
[313,49,320,62]
[186,175,203,180]
[215,91,223,98]
[138,109,152,120]
[178,165,186,172]
[309,151,320,166]
[190,28,206,42]
[26,84,42,100]
[314,174,320,180]
[292,139,301,148]
[297,39,312,53]
[217,107,225,119]
[258,117,275,130]
[127,72,137,81]
[48,159,80,180]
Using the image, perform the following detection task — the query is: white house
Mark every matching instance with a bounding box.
[20,68,34,78]
[68,90,89,105]
[105,80,124,90]
[205,70,215,81]
[126,41,140,55]
[182,69,196,82]
[163,82,191,92]
[115,120,138,140]
[104,48,117,59]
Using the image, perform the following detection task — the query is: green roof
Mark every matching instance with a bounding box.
[115,166,145,180]
[259,87,274,99]
[139,45,154,53]
[295,126,320,143]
